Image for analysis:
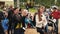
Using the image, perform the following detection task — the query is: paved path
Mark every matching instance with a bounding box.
[25,28,39,34]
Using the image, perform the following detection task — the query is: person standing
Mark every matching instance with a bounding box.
[35,6,48,34]
[12,7,22,34]
[51,7,60,34]
[8,5,14,34]
[1,11,9,34]
[13,8,26,34]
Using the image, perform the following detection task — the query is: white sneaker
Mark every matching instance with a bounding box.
[23,27,26,30]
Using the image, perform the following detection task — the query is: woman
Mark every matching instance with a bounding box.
[12,7,22,34]
[13,8,26,34]
[35,6,48,34]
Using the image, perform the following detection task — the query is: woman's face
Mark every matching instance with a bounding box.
[39,6,45,13]
[14,8,19,14]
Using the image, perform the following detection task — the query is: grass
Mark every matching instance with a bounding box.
[29,8,37,13]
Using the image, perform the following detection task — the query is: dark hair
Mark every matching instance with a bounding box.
[13,7,18,11]
[0,11,4,21]
[53,7,57,10]
[19,8,21,11]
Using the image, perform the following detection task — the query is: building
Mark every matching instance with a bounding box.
[0,0,14,7]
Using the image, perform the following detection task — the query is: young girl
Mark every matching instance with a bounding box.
[1,11,9,34]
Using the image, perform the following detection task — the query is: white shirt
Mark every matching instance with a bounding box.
[36,14,47,28]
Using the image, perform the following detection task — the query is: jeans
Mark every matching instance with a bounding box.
[44,25,48,33]
[37,27,44,34]
[14,28,24,34]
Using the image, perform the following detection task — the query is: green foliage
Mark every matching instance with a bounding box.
[14,0,60,8]
[29,8,37,13]
[34,0,60,6]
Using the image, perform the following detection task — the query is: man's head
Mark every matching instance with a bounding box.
[51,5,58,12]
[52,7,58,12]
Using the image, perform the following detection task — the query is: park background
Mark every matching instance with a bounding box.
[0,0,60,34]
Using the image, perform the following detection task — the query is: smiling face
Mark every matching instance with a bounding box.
[39,6,45,13]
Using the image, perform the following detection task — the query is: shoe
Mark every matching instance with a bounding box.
[23,27,26,30]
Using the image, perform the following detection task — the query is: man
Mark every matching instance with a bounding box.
[51,7,60,34]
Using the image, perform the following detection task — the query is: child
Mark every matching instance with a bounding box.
[1,11,9,34]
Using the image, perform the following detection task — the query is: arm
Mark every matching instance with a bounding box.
[36,15,43,25]
[42,16,47,27]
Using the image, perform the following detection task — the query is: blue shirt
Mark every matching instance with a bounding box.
[1,18,9,30]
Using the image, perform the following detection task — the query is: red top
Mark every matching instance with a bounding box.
[51,10,60,19]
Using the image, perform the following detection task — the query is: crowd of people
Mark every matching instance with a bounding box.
[0,5,60,34]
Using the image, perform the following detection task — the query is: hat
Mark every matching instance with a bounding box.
[51,5,58,9]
